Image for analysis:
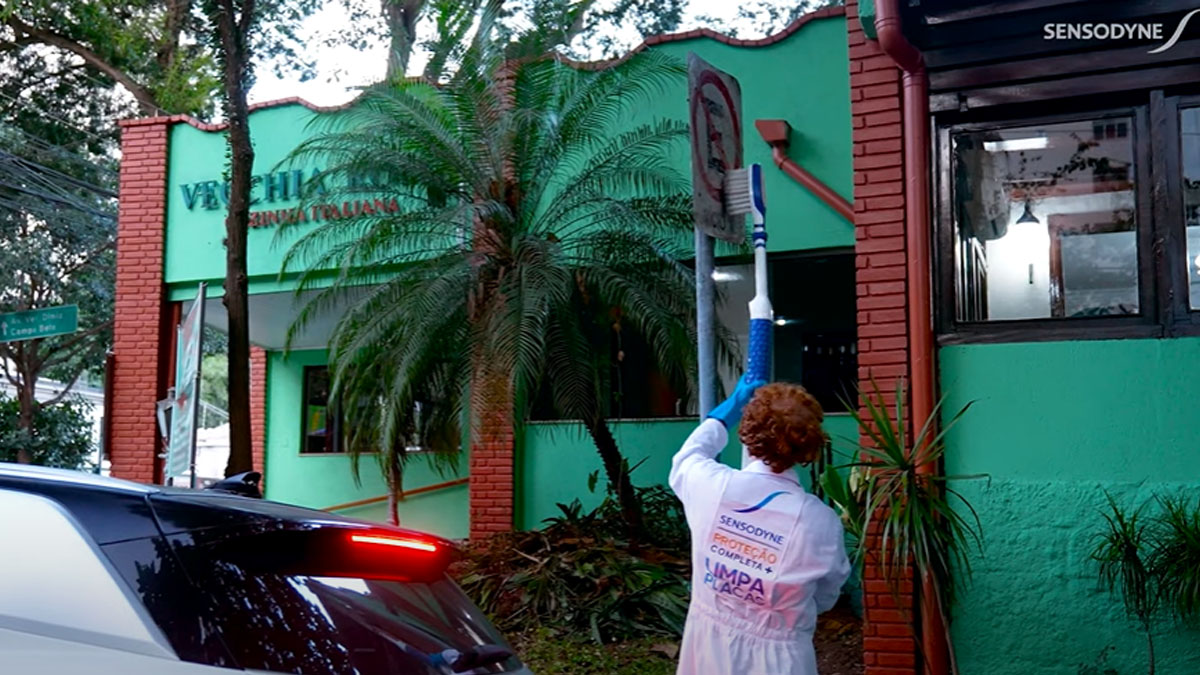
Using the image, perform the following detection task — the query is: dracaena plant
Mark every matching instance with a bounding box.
[820,378,983,675]
[1092,492,1200,675]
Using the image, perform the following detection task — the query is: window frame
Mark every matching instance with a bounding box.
[299,365,342,455]
[1159,92,1200,335]
[934,101,1165,344]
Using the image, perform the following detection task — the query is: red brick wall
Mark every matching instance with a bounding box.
[250,346,268,481]
[469,375,514,540]
[847,1,920,673]
[110,119,174,484]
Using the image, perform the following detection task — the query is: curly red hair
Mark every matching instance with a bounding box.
[738,383,827,473]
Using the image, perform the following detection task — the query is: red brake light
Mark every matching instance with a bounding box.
[350,533,439,553]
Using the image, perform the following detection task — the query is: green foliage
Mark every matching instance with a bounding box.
[455,486,690,644]
[1091,491,1200,675]
[515,628,676,675]
[821,379,983,674]
[1,0,220,116]
[279,9,734,498]
[1149,494,1200,623]
[833,380,983,605]
[1094,493,1159,627]
[200,353,229,415]
[0,393,93,468]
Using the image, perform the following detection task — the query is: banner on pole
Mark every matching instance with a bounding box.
[165,284,205,483]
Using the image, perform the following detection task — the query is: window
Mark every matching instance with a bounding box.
[714,251,857,412]
[103,529,522,674]
[302,366,342,453]
[1183,106,1200,309]
[949,115,1141,322]
[529,250,857,419]
[937,91,1200,341]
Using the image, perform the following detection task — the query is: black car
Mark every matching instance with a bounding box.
[0,463,529,674]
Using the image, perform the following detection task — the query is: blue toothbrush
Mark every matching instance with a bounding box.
[724,164,769,468]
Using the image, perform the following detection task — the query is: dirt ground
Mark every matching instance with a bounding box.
[814,605,865,675]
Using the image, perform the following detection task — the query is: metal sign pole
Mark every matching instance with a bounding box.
[688,52,744,423]
[188,283,206,488]
[695,231,716,419]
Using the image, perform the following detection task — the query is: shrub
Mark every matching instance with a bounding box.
[0,394,94,469]
[454,485,690,644]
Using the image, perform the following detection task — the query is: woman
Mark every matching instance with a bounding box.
[669,376,850,675]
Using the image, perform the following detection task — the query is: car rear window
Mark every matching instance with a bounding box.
[104,526,521,674]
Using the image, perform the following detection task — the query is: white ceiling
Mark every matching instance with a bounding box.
[188,287,369,351]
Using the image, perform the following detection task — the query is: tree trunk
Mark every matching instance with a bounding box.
[383,0,425,81]
[387,488,400,526]
[213,0,254,477]
[1144,618,1155,675]
[584,416,644,538]
[15,371,36,464]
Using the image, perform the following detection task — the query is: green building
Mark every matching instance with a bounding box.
[109,9,856,536]
[107,1,1200,673]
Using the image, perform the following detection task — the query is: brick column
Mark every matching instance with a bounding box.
[250,346,268,481]
[847,2,920,674]
[468,373,514,540]
[110,119,174,484]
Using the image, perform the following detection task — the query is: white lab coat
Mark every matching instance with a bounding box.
[668,419,851,675]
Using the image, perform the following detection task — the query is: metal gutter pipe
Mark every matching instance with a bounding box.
[874,1,949,674]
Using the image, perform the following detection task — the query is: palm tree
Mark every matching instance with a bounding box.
[279,8,722,532]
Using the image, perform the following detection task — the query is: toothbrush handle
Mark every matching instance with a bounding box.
[747,317,772,383]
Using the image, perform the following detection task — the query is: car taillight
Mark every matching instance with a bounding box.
[349,533,439,553]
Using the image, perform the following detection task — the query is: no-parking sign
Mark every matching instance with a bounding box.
[688,53,745,244]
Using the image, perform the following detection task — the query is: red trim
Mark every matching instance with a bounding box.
[322,477,470,512]
[754,119,855,223]
[875,0,946,672]
[118,6,847,132]
[560,6,846,71]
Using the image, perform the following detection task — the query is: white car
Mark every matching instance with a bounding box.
[0,464,531,674]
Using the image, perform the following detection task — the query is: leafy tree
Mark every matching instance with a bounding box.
[281,5,716,531]
[4,0,339,477]
[0,165,114,462]
[1,1,219,116]
[0,393,94,468]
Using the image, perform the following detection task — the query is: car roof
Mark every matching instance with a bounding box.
[0,463,452,548]
[0,463,157,494]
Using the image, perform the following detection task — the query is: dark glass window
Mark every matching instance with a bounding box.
[951,117,1138,321]
[104,531,521,674]
[1183,107,1200,309]
[302,366,342,454]
[714,252,857,412]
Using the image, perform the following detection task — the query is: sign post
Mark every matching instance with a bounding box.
[0,305,78,343]
[166,284,206,488]
[688,53,744,418]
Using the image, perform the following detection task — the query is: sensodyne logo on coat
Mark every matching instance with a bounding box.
[704,488,798,605]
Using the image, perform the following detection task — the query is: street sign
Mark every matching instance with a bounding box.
[0,305,78,343]
[166,284,206,485]
[688,52,745,244]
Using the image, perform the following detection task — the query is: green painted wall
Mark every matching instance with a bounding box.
[165,104,338,287]
[940,339,1200,675]
[179,16,853,542]
[263,349,468,539]
[161,14,851,290]
[642,16,853,254]
[518,414,859,529]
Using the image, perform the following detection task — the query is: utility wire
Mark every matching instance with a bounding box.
[0,90,112,144]
[0,122,117,179]
[0,150,117,198]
